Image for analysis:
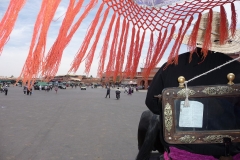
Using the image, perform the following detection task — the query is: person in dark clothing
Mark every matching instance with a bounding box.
[128,87,132,95]
[29,88,32,95]
[137,11,240,159]
[4,85,8,95]
[23,86,27,94]
[146,50,240,115]
[115,88,121,99]
[105,87,110,98]
[137,50,240,159]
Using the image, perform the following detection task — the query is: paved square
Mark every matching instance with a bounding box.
[0,86,148,160]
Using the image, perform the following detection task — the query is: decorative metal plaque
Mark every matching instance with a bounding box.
[177,88,196,97]
[164,103,173,132]
[202,86,234,95]
[203,135,235,143]
[179,135,197,143]
[162,84,240,144]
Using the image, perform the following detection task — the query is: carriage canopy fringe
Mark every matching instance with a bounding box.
[0,0,238,88]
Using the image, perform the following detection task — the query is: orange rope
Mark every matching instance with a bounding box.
[43,0,97,81]
[170,16,193,65]
[168,20,185,65]
[202,9,213,57]
[124,26,136,77]
[153,29,168,67]
[144,32,154,71]
[105,16,120,78]
[68,2,105,74]
[18,0,61,88]
[119,21,130,79]
[129,29,140,78]
[97,13,117,78]
[188,14,202,62]
[143,30,165,79]
[130,30,145,79]
[174,16,193,64]
[230,2,237,37]
[113,19,127,81]
[220,5,228,45]
[84,6,111,75]
[161,25,176,68]
[0,0,26,55]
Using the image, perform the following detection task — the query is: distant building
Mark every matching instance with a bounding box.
[52,74,82,83]
[100,67,160,89]
[135,67,160,89]
[81,76,101,85]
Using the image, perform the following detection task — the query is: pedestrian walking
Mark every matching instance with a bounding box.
[115,88,121,99]
[0,86,3,93]
[128,87,132,95]
[54,86,58,94]
[136,86,139,92]
[23,86,27,94]
[124,87,128,93]
[29,88,32,95]
[4,85,8,95]
[105,87,110,98]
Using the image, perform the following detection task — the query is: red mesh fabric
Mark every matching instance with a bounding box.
[0,0,238,82]
[97,13,117,78]
[0,0,26,55]
[106,0,234,31]
[102,0,237,79]
[18,0,61,88]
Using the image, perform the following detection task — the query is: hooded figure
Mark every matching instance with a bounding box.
[137,12,240,160]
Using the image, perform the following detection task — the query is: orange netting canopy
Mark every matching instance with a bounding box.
[0,0,238,87]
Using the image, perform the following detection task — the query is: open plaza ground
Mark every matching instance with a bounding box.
[0,86,148,160]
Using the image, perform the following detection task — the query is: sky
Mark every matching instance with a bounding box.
[0,0,240,78]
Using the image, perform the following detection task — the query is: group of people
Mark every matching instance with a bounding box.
[23,86,32,95]
[39,85,53,91]
[22,84,59,95]
[124,86,134,95]
[105,85,139,99]
[38,85,59,93]
[105,87,121,99]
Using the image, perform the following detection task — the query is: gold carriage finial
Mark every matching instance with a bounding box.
[227,73,235,85]
[178,76,185,88]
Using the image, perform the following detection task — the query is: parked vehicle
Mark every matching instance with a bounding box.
[58,85,66,89]
[34,85,40,90]
[34,82,48,90]
[80,85,86,90]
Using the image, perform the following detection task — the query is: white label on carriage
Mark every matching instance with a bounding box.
[179,101,204,128]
